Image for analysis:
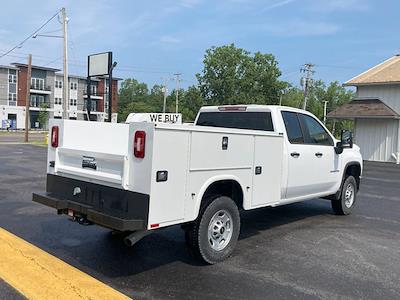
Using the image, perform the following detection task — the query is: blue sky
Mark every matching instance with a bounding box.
[0,0,399,90]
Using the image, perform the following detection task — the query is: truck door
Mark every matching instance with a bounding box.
[282,111,339,199]
[297,113,340,194]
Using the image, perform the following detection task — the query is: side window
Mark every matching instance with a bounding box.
[299,114,333,146]
[281,111,304,144]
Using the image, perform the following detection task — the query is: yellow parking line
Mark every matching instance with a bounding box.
[0,227,131,300]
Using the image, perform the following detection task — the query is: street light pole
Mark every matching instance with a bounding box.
[162,77,168,114]
[24,54,32,142]
[174,73,181,113]
[61,7,69,120]
[323,101,328,124]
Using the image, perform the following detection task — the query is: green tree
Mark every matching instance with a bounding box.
[118,78,149,121]
[179,86,204,122]
[281,81,354,136]
[38,103,49,129]
[196,44,286,105]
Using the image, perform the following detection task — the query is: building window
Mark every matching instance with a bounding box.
[104,100,109,113]
[8,93,17,106]
[91,85,97,95]
[55,97,62,105]
[30,95,46,107]
[8,74,17,83]
[31,78,45,90]
[55,80,63,89]
[70,82,77,90]
[83,100,97,111]
[69,99,77,106]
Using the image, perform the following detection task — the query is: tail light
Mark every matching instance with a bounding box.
[134,131,146,158]
[51,126,59,148]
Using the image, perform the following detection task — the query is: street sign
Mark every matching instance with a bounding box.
[88,52,111,77]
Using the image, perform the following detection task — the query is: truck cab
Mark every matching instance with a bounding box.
[195,105,362,204]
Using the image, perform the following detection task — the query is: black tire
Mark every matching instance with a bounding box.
[185,196,240,264]
[332,175,357,215]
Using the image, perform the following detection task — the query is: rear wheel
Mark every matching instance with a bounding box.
[332,175,357,215]
[185,196,240,264]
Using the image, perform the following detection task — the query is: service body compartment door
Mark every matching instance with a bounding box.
[251,135,283,208]
[148,129,190,227]
[189,131,254,170]
[186,130,254,218]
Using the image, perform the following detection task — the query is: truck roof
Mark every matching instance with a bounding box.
[198,104,309,114]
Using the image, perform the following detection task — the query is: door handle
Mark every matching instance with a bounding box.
[315,152,323,158]
[290,152,300,158]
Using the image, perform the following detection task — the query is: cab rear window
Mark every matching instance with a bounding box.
[196,112,274,131]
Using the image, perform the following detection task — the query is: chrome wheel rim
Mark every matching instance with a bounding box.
[207,210,233,251]
[344,183,355,208]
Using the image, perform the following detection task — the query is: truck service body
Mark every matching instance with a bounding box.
[33,105,362,263]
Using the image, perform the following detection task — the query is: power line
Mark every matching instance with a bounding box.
[0,9,62,59]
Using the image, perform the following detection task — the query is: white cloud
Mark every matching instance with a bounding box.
[264,20,340,37]
[309,0,369,12]
[180,0,202,8]
[159,35,181,44]
[263,0,297,11]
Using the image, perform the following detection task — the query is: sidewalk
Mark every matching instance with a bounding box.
[0,131,47,144]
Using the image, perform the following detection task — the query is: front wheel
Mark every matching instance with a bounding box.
[185,196,240,264]
[332,175,358,215]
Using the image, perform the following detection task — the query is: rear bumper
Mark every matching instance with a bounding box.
[32,174,149,231]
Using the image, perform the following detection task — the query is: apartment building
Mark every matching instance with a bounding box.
[0,63,120,129]
[0,65,22,128]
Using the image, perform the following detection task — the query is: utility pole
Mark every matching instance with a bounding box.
[61,7,69,119]
[300,63,315,110]
[323,101,328,124]
[24,54,32,142]
[162,78,168,113]
[174,73,181,113]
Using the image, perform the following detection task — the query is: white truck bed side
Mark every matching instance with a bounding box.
[147,124,284,228]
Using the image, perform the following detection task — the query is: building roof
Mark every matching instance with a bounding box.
[55,73,122,81]
[96,75,123,81]
[327,98,400,119]
[11,63,61,72]
[344,55,400,86]
[55,73,100,81]
[0,65,18,70]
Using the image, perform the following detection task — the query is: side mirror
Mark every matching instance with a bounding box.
[334,141,343,154]
[341,130,353,148]
[334,130,353,155]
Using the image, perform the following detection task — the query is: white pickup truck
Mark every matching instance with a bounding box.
[33,105,362,264]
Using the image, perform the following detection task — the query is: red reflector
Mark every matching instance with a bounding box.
[218,106,247,111]
[150,223,159,229]
[51,126,59,148]
[134,130,146,158]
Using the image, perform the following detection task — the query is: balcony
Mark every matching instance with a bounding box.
[30,84,52,95]
[83,92,103,100]
[29,101,50,109]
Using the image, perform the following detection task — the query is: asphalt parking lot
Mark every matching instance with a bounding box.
[0,143,400,300]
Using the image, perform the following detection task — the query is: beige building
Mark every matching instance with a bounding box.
[328,55,400,163]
